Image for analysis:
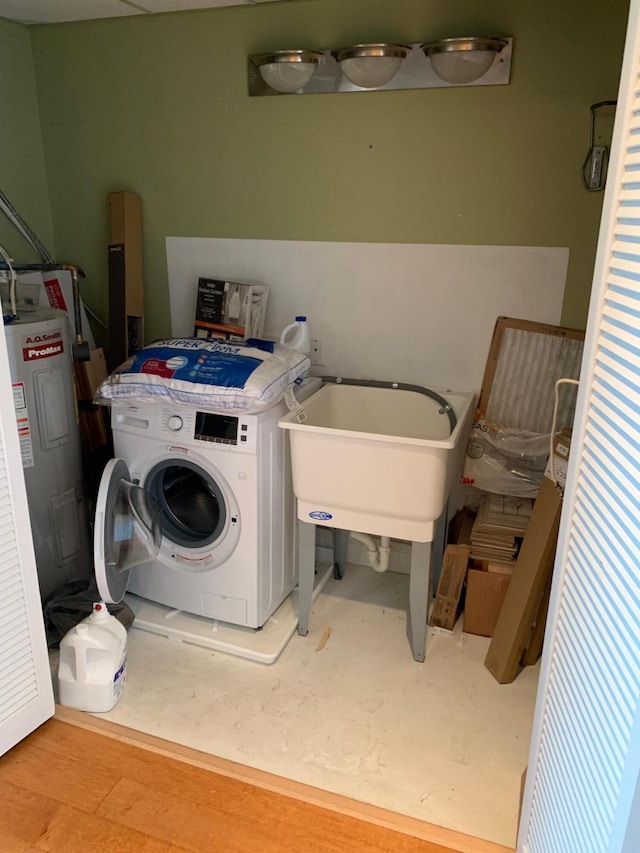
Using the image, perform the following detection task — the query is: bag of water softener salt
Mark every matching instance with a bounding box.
[57,602,127,712]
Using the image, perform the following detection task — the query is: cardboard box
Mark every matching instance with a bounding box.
[108,191,143,317]
[484,433,570,682]
[193,277,268,341]
[521,571,552,667]
[429,544,470,630]
[519,766,528,825]
[74,347,109,453]
[463,568,511,637]
[544,428,572,491]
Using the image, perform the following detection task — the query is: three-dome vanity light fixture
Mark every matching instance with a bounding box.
[249,36,511,96]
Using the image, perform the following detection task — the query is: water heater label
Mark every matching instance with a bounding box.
[22,339,64,361]
[12,382,25,409]
[12,382,34,469]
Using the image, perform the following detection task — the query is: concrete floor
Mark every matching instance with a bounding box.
[59,565,540,848]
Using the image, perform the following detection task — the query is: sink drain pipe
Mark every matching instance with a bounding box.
[350,532,391,573]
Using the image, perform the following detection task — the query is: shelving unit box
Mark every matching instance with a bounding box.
[108,191,143,368]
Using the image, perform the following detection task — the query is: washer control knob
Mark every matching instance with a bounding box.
[167,415,183,432]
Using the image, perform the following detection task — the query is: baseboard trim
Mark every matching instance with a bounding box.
[54,705,514,853]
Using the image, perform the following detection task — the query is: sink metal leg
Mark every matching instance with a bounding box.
[297,519,316,636]
[333,528,350,579]
[431,502,449,597]
[407,540,432,662]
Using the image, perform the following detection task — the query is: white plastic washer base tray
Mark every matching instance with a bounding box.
[123,563,333,665]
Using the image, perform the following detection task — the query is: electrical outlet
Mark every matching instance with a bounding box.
[311,337,325,366]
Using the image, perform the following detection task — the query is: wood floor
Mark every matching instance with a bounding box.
[0,708,515,853]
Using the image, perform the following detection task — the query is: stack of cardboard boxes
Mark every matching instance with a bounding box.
[430,430,571,682]
[430,314,582,683]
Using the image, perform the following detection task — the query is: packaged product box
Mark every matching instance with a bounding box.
[193,277,268,341]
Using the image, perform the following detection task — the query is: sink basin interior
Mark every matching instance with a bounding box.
[279,382,476,541]
[300,384,452,441]
[289,383,474,448]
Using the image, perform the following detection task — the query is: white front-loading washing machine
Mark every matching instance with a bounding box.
[94,382,318,629]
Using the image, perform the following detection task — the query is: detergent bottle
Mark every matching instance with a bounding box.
[57,601,128,713]
[280,316,311,354]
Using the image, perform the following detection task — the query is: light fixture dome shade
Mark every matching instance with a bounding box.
[333,43,410,89]
[422,37,508,85]
[254,50,322,93]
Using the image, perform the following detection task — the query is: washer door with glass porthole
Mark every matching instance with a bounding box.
[94,458,163,603]
[144,458,230,550]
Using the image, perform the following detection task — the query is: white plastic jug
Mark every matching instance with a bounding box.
[57,601,128,713]
[280,316,311,354]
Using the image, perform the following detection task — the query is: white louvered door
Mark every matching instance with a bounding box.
[519,2,640,851]
[0,318,54,755]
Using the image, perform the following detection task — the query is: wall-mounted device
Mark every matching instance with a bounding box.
[582,100,617,192]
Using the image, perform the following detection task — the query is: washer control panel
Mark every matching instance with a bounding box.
[113,403,258,451]
[159,407,255,448]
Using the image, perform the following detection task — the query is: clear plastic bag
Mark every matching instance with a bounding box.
[462,419,550,498]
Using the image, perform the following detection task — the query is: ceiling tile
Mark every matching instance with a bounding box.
[0,0,288,25]
[0,0,143,24]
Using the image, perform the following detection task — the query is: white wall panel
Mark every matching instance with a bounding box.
[166,238,568,393]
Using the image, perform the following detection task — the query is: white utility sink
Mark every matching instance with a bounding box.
[279,381,476,662]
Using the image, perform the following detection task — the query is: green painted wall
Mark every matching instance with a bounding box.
[0,20,54,263]
[23,0,629,347]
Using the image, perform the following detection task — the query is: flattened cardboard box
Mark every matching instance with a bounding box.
[429,544,470,630]
[484,432,571,683]
[74,347,109,452]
